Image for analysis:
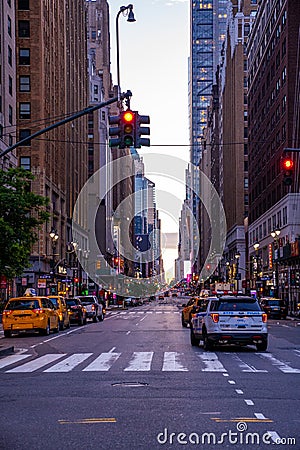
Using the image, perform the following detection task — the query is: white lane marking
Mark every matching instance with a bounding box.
[223,373,229,377]
[245,399,254,405]
[281,324,290,328]
[235,389,244,394]
[164,312,170,314]
[146,311,153,314]
[44,353,92,372]
[139,316,146,322]
[162,352,188,372]
[124,352,153,371]
[199,353,227,372]
[0,354,30,369]
[228,380,236,384]
[258,353,300,373]
[129,312,136,314]
[83,353,121,371]
[126,331,131,335]
[6,354,66,373]
[254,413,267,419]
[137,312,144,314]
[108,347,116,353]
[120,312,127,315]
[231,354,268,373]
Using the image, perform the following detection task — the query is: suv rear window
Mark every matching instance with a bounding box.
[66,299,79,306]
[263,300,282,306]
[210,297,261,312]
[76,296,96,304]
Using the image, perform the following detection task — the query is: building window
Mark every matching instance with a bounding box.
[9,134,13,146]
[19,48,30,65]
[91,30,97,40]
[18,20,30,37]
[0,125,3,138]
[244,178,248,188]
[18,0,29,9]
[20,156,31,170]
[282,206,287,225]
[8,16,12,37]
[8,45,12,66]
[8,105,13,124]
[19,129,31,145]
[9,76,12,95]
[7,0,12,7]
[19,75,30,92]
[19,102,31,119]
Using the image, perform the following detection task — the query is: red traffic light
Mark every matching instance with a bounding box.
[282,158,294,170]
[123,111,134,123]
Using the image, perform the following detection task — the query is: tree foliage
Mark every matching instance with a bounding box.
[0,168,49,280]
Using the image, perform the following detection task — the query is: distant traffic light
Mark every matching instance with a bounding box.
[282,156,294,186]
[121,110,135,148]
[108,114,122,148]
[135,112,150,148]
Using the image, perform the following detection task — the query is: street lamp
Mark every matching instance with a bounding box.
[253,241,260,294]
[235,251,241,292]
[49,228,59,273]
[116,4,136,96]
[271,226,281,297]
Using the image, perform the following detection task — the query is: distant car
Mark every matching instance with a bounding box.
[2,296,60,337]
[181,297,201,327]
[158,294,164,300]
[48,295,71,330]
[124,297,133,307]
[260,297,287,319]
[75,295,104,322]
[65,298,87,326]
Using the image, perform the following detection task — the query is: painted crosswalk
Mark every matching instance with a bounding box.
[1,350,300,374]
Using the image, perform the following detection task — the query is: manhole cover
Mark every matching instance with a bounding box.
[111,381,149,387]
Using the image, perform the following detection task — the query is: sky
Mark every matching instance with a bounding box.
[108,0,190,280]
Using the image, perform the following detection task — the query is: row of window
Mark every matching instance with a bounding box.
[249,206,287,245]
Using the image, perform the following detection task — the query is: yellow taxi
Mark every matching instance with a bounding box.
[181,297,203,327]
[48,295,70,330]
[2,296,59,338]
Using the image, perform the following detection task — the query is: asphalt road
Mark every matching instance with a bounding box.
[0,297,299,450]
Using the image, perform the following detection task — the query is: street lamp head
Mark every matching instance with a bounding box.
[235,251,241,260]
[49,228,58,241]
[253,242,260,251]
[127,5,136,22]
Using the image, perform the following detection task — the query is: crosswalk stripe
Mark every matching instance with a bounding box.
[0,354,30,369]
[162,352,188,371]
[231,353,268,373]
[198,353,227,372]
[83,352,121,371]
[44,353,93,372]
[124,352,153,371]
[6,354,66,373]
[257,353,300,373]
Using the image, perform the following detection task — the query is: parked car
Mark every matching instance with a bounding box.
[75,295,104,321]
[48,295,70,330]
[190,295,268,351]
[65,298,87,326]
[260,297,288,319]
[2,296,60,337]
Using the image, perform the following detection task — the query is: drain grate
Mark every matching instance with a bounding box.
[111,381,149,387]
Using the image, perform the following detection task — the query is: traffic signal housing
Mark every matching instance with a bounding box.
[121,110,135,148]
[135,113,150,148]
[282,156,294,186]
[108,114,122,148]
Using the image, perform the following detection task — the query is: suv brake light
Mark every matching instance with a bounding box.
[262,313,268,323]
[211,313,219,323]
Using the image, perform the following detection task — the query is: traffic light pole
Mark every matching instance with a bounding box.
[0,91,132,159]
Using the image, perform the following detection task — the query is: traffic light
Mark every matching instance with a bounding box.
[96,260,101,270]
[108,114,122,148]
[282,156,294,186]
[135,113,150,148]
[121,110,135,148]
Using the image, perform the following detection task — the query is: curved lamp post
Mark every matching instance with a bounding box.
[116,4,136,97]
[271,226,281,297]
[235,251,241,292]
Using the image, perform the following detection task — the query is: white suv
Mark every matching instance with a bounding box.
[190,296,268,351]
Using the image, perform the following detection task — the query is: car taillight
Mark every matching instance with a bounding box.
[33,308,44,314]
[3,309,12,316]
[262,313,268,323]
[211,313,219,323]
[91,305,95,311]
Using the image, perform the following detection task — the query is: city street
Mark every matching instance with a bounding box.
[0,296,299,449]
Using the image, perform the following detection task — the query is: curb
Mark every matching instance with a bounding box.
[0,345,14,357]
